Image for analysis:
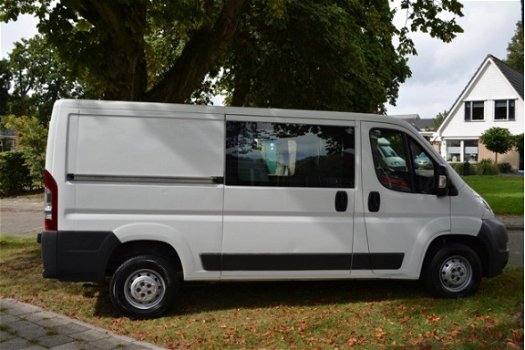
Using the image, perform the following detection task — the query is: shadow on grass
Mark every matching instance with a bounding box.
[88,278,426,318]
[86,267,523,320]
[175,279,427,314]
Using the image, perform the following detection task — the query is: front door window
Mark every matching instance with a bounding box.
[370,128,436,195]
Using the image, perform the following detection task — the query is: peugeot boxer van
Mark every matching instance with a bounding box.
[38,100,509,318]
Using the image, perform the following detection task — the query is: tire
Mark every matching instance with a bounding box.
[423,243,482,298]
[110,255,178,318]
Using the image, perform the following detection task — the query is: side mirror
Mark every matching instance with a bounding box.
[436,165,448,197]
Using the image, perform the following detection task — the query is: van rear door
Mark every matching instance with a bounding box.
[209,115,356,278]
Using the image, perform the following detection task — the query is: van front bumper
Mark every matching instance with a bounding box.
[477,218,509,278]
[37,230,119,282]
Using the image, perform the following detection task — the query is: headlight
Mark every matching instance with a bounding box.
[474,191,493,214]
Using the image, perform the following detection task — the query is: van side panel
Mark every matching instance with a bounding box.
[67,113,223,177]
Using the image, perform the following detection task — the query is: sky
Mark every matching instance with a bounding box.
[0,1,522,119]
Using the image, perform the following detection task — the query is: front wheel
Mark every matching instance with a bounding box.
[110,255,178,318]
[423,243,482,298]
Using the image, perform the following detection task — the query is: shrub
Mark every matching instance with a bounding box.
[475,159,499,175]
[498,162,513,173]
[450,162,463,175]
[449,162,476,176]
[0,151,32,196]
[462,161,474,176]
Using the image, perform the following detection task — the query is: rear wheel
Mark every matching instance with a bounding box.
[110,255,178,318]
[424,243,482,297]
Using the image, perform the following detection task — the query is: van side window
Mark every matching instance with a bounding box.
[226,121,354,188]
[370,128,436,194]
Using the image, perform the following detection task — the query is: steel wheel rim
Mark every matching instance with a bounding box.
[124,269,166,310]
[439,255,472,293]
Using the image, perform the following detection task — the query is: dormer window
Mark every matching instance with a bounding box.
[494,100,515,120]
[464,101,484,121]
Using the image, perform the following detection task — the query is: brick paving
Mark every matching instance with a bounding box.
[0,299,165,350]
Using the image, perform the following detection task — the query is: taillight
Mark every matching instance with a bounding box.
[44,170,58,231]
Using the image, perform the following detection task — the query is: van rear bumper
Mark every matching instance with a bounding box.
[477,218,509,278]
[37,231,120,282]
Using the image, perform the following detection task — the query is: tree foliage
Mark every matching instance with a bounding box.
[5,35,93,123]
[513,133,524,154]
[0,0,464,112]
[0,60,11,115]
[4,115,48,187]
[505,20,524,73]
[218,1,409,112]
[432,110,447,130]
[479,127,514,164]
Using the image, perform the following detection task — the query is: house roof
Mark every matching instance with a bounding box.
[389,114,435,131]
[490,55,524,99]
[434,54,524,138]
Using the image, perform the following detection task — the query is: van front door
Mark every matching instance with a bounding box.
[361,122,450,277]
[205,116,356,279]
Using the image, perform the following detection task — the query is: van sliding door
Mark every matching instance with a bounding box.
[210,115,356,279]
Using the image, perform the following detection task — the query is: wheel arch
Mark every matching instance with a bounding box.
[109,222,197,280]
[106,240,183,278]
[420,234,490,278]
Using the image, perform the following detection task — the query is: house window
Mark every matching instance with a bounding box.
[464,101,484,121]
[446,140,461,162]
[463,140,479,163]
[495,100,515,120]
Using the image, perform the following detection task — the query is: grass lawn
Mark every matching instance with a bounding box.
[0,236,523,349]
[462,175,524,215]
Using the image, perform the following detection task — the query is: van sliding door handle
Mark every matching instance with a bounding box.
[368,191,380,212]
[335,191,348,212]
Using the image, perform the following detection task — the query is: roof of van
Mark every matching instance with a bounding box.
[55,99,417,129]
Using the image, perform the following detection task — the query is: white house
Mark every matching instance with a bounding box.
[433,55,524,170]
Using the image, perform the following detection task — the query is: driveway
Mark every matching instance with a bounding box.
[1,193,43,237]
[0,193,523,267]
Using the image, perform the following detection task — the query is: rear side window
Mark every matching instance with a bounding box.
[226,121,355,188]
[370,128,436,194]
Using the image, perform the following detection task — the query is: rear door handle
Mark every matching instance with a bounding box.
[335,191,348,212]
[368,191,380,212]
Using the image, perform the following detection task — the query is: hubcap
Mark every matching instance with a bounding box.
[439,256,472,292]
[124,269,166,309]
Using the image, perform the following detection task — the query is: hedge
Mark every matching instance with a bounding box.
[0,151,33,196]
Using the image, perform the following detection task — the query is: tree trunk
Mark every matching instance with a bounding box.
[145,0,247,103]
[74,0,148,101]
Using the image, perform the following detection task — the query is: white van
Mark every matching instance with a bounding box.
[38,100,508,318]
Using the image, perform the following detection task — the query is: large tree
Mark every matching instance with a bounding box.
[0,0,463,112]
